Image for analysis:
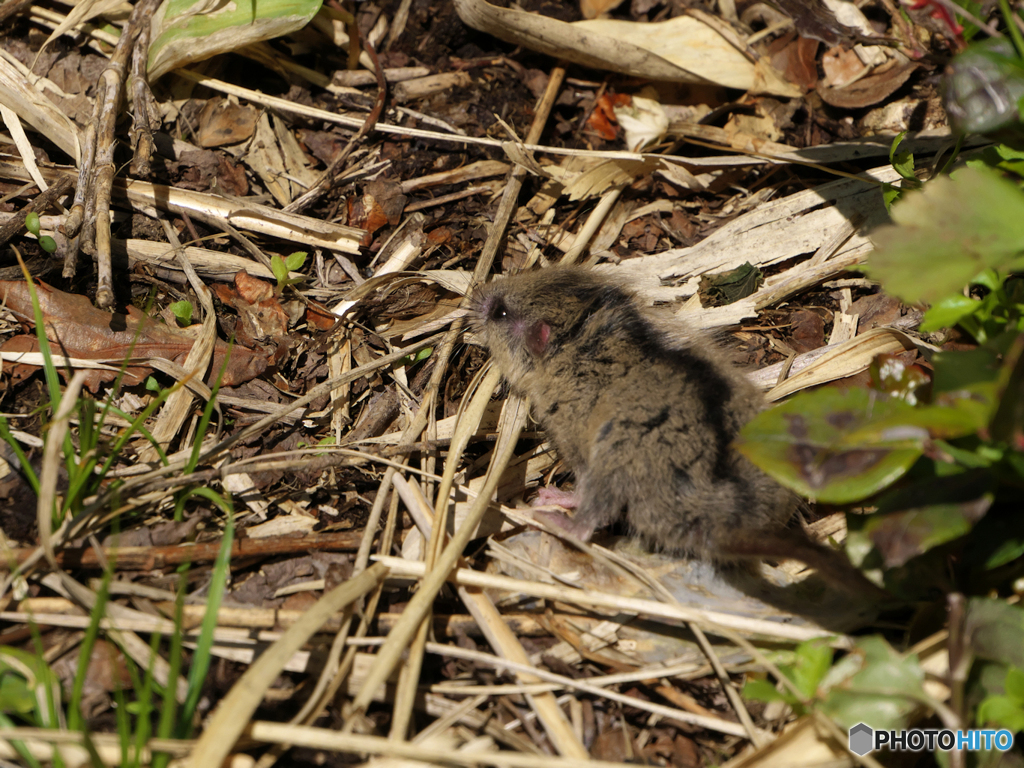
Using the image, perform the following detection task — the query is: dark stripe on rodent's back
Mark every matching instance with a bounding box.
[642,407,670,431]
[548,282,744,489]
[648,329,758,512]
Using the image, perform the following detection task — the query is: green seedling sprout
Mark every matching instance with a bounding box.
[395,346,433,368]
[169,301,194,327]
[24,212,57,254]
[882,131,922,211]
[270,251,307,295]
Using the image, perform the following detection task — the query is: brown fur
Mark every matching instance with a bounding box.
[471,267,886,595]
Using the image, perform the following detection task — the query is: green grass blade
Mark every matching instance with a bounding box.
[177,489,234,735]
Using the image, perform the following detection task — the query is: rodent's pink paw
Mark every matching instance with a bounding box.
[529,508,595,543]
[530,508,573,531]
[531,486,579,509]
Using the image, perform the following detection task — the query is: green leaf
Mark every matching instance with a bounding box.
[149,0,323,80]
[0,647,61,726]
[270,254,288,284]
[978,694,1024,730]
[882,183,902,212]
[889,131,917,182]
[737,387,926,504]
[997,157,1024,177]
[974,663,1024,729]
[932,348,1002,395]
[698,262,764,307]
[742,678,789,705]
[857,395,993,443]
[970,661,1022,736]
[396,347,434,368]
[867,166,1024,305]
[972,267,1004,292]
[920,294,982,332]
[284,251,307,271]
[992,144,1024,162]
[856,496,993,568]
[175,491,234,736]
[1005,666,1024,701]
[821,636,925,732]
[989,333,1024,444]
[965,598,1024,668]
[24,212,40,235]
[169,300,193,327]
[741,379,992,506]
[791,640,833,701]
[985,524,1024,568]
[0,668,38,715]
[37,236,56,254]
[987,144,1024,179]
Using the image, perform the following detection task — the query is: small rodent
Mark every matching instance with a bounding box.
[471,266,883,594]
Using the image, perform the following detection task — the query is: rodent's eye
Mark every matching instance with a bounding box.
[488,299,509,322]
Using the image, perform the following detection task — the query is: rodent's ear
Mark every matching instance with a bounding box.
[525,321,551,357]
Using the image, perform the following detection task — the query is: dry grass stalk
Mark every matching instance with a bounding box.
[374,556,838,643]
[190,563,391,767]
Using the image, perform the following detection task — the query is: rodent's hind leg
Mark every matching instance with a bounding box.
[529,486,584,537]
[527,473,624,543]
[530,508,583,538]
[563,471,627,542]
[531,486,579,509]
[528,485,584,539]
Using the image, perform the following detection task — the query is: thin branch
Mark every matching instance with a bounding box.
[0,173,74,248]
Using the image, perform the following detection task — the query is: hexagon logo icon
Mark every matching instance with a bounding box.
[849,723,874,756]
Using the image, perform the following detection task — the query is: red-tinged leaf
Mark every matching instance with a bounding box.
[869,353,931,404]
[587,92,630,141]
[213,271,290,345]
[305,301,339,331]
[866,498,992,568]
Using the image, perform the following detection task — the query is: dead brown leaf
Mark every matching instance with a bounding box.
[211,270,291,346]
[847,291,905,330]
[789,308,826,353]
[768,33,820,92]
[217,155,249,196]
[773,0,864,45]
[305,299,340,331]
[196,97,259,148]
[580,0,624,20]
[348,190,392,244]
[818,52,919,108]
[0,280,269,391]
